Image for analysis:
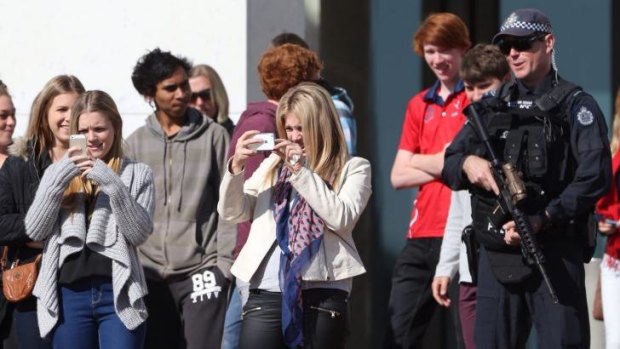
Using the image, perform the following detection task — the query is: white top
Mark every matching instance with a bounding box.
[218,154,371,284]
[434,190,473,283]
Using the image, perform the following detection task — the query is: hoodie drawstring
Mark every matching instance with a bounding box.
[162,138,169,206]
[177,141,188,212]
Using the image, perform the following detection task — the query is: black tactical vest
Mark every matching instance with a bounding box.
[471,79,581,252]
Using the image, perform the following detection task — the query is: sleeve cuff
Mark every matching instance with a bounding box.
[226,158,245,176]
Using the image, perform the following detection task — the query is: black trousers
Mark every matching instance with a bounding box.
[14,298,49,349]
[238,288,349,349]
[475,241,590,349]
[143,266,231,349]
[385,238,447,348]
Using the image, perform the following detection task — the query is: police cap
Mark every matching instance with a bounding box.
[492,8,552,44]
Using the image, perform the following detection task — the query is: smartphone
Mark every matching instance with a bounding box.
[249,132,275,152]
[69,134,87,156]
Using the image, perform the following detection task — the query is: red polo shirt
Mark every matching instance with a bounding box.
[398,80,468,239]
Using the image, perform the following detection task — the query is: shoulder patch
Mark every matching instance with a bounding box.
[576,106,594,126]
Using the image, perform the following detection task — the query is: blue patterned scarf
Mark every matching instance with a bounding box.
[273,166,325,348]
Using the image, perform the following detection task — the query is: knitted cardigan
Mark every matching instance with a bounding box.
[24,156,154,338]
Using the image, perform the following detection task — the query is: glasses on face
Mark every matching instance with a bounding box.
[190,89,211,102]
[497,34,545,55]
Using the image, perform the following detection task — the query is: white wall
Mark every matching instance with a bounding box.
[0,0,247,139]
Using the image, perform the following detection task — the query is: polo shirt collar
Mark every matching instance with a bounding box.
[423,79,464,106]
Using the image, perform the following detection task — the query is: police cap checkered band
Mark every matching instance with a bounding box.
[492,8,552,44]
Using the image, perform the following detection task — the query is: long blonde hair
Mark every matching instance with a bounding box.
[62,91,124,212]
[26,75,85,158]
[611,88,620,156]
[267,82,348,189]
[189,64,230,124]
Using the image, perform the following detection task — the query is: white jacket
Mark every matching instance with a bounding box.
[218,154,371,283]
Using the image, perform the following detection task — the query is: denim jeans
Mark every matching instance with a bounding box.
[221,282,243,349]
[53,277,146,349]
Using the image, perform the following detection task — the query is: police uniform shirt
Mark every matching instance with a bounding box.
[515,72,611,224]
[442,71,611,228]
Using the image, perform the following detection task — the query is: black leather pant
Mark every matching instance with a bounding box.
[238,288,349,349]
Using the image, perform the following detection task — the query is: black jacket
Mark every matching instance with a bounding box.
[0,138,52,259]
[0,138,52,317]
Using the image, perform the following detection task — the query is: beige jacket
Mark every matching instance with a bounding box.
[218,154,371,283]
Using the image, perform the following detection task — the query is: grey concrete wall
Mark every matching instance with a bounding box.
[369,1,423,347]
[246,0,306,103]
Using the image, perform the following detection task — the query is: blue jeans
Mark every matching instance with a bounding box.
[221,283,242,349]
[53,277,146,349]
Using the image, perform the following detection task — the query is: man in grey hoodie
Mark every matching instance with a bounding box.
[126,48,235,349]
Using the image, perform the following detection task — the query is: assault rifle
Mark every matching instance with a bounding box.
[464,101,559,304]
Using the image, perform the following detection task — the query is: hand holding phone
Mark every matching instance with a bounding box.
[69,134,94,176]
[69,134,87,156]
[248,133,275,152]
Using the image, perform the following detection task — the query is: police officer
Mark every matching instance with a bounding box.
[442,8,611,349]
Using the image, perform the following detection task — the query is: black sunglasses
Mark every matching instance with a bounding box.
[190,89,211,102]
[497,34,545,55]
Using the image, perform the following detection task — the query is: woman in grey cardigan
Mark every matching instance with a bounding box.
[25,90,154,349]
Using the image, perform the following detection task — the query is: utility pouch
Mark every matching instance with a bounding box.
[488,201,509,229]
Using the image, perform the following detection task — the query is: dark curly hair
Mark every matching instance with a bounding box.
[271,32,309,49]
[131,48,192,97]
[257,44,323,101]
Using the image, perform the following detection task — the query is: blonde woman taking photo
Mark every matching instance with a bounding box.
[25,90,154,348]
[219,82,371,349]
